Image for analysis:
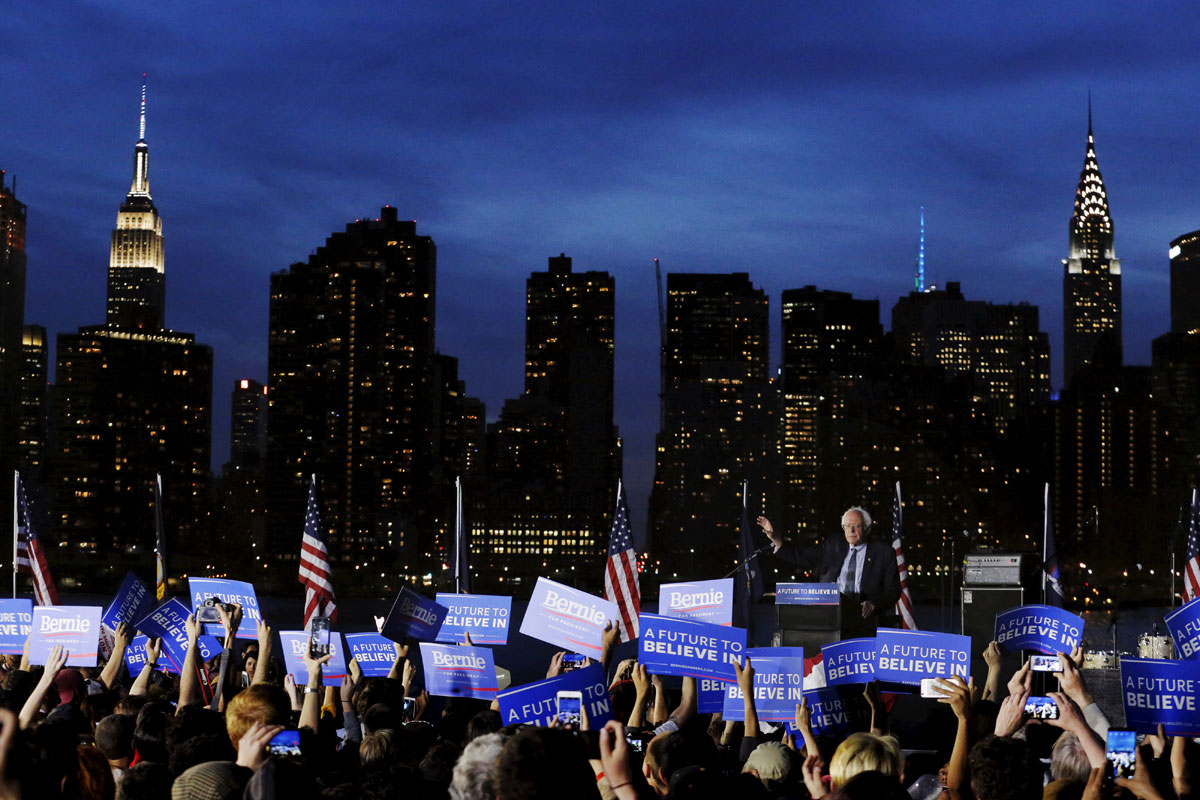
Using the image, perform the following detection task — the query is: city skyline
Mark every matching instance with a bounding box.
[4,3,1200,542]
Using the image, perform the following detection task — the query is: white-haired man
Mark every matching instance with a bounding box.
[758,507,900,637]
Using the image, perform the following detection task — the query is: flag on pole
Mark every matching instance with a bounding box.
[15,475,58,606]
[450,476,470,593]
[1184,488,1200,603]
[891,481,918,630]
[299,475,337,630]
[154,473,168,602]
[734,480,766,634]
[1043,482,1066,608]
[603,481,640,642]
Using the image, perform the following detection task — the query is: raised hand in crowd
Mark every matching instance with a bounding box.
[20,644,67,729]
[936,674,972,792]
[1053,649,1108,737]
[801,750,829,799]
[1006,656,1031,699]
[216,600,244,647]
[284,672,302,712]
[980,640,1002,701]
[253,618,273,685]
[734,655,757,739]
[129,637,163,696]
[1115,744,1169,800]
[598,720,643,800]
[993,683,1029,738]
[236,721,286,771]
[299,650,333,731]
[99,620,133,690]
[1172,733,1192,797]
[862,679,886,735]
[547,651,566,679]
[649,673,667,727]
[629,663,651,728]
[1044,691,1106,770]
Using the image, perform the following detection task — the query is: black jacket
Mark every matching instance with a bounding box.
[774,536,901,614]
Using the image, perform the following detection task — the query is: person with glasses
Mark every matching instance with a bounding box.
[757,507,901,638]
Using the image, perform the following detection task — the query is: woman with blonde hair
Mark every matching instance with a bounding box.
[829,732,903,788]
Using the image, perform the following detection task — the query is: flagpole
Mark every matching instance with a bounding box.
[1042,483,1049,607]
[454,475,464,594]
[11,471,17,599]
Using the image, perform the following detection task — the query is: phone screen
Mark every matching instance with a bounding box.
[1022,696,1059,720]
[266,729,302,757]
[562,654,586,672]
[309,617,331,657]
[557,694,582,728]
[919,678,948,698]
[625,733,646,755]
[1029,654,1062,672]
[403,696,416,721]
[1106,730,1136,779]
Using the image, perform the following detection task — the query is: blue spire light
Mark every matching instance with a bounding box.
[915,206,926,292]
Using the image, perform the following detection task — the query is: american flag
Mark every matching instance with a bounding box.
[891,482,917,630]
[154,474,168,601]
[1043,482,1066,607]
[15,474,58,606]
[603,481,640,642]
[299,475,338,630]
[1185,488,1200,603]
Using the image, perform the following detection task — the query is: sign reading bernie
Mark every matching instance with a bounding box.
[381,588,449,643]
[29,606,103,667]
[659,579,734,626]
[420,642,499,699]
[822,637,877,686]
[435,594,512,645]
[1164,598,1200,660]
[1120,657,1200,736]
[874,629,970,685]
[993,605,1083,655]
[497,664,613,727]
[279,631,348,686]
[638,613,746,682]
[518,578,618,656]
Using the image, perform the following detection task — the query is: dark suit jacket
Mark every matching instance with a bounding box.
[774,536,901,615]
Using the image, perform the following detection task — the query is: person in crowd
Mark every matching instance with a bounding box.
[758,508,900,636]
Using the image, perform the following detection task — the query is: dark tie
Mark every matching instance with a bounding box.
[844,548,858,594]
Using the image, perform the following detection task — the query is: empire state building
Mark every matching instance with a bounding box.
[1062,108,1122,387]
[107,80,165,330]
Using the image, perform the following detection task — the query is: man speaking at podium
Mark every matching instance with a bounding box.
[758,507,899,639]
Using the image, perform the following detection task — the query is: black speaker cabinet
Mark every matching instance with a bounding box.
[962,586,1024,694]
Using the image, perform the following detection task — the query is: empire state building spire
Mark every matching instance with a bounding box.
[1062,99,1121,387]
[107,74,165,331]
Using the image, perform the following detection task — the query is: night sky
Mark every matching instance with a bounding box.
[5,2,1200,541]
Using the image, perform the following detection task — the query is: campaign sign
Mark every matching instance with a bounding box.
[993,605,1084,655]
[345,633,396,677]
[1164,597,1200,660]
[722,647,805,722]
[823,638,877,686]
[279,631,347,686]
[698,677,726,713]
[875,629,970,685]
[102,572,154,634]
[188,578,262,640]
[1120,657,1200,736]
[125,635,154,674]
[381,588,449,643]
[797,687,872,737]
[776,583,840,605]
[660,579,734,626]
[519,578,618,656]
[497,664,613,727]
[435,593,513,645]
[419,642,499,699]
[0,599,33,654]
[29,606,102,667]
[638,613,747,682]
[135,598,221,673]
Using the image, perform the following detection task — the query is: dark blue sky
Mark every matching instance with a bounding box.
[4,2,1199,538]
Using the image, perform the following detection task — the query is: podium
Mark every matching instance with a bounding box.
[773,582,843,651]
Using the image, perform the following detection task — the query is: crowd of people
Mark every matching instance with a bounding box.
[0,600,1195,800]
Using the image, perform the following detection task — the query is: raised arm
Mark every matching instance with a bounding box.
[20,645,67,729]
[129,638,162,696]
[99,622,133,691]
[936,675,974,791]
[628,663,650,728]
[252,619,272,685]
[734,656,757,742]
[980,642,1002,702]
[299,652,333,732]
[177,613,203,710]
[1046,692,1106,769]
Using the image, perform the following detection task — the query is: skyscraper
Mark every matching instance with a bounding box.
[475,255,619,591]
[1169,230,1200,335]
[267,207,440,582]
[650,272,773,582]
[17,325,49,475]
[1153,230,1200,497]
[52,82,212,585]
[1062,108,1122,387]
[230,379,267,468]
[0,170,28,548]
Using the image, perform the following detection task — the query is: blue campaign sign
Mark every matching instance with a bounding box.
[345,633,396,677]
[1120,657,1200,736]
[279,631,347,686]
[659,579,734,626]
[135,598,221,673]
[125,635,152,674]
[0,599,33,655]
[994,605,1084,655]
[638,613,747,682]
[875,629,970,685]
[519,578,619,656]
[1164,597,1200,660]
[188,578,262,640]
[698,677,726,713]
[29,606,102,667]
[823,638,877,686]
[722,647,805,722]
[102,572,154,634]
[435,593,513,645]
[797,687,872,737]
[497,664,613,727]
[420,642,499,699]
[381,588,449,643]
[776,583,840,605]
